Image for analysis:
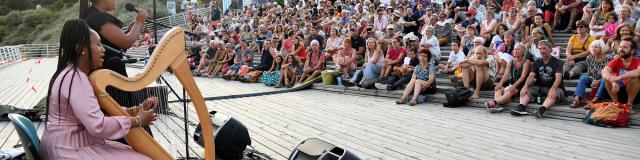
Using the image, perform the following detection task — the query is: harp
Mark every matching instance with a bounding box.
[88,27,215,159]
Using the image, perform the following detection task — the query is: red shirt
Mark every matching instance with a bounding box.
[387,47,407,61]
[608,57,640,83]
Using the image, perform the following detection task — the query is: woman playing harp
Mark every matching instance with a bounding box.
[40,19,158,160]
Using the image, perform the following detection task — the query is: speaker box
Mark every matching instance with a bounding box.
[194,111,251,160]
[289,138,360,160]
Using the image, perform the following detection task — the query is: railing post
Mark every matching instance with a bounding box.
[15,46,21,60]
[169,15,173,27]
[1,47,5,64]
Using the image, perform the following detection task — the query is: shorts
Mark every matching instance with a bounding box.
[471,77,495,91]
[529,86,566,102]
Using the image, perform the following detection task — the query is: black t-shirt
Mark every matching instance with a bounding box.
[84,6,127,75]
[531,57,563,88]
[524,17,534,29]
[403,15,419,35]
[255,49,274,71]
[308,35,325,49]
[351,36,365,51]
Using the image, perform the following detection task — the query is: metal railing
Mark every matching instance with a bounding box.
[146,7,211,31]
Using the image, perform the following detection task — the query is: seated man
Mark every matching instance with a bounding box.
[298,40,326,84]
[195,40,219,75]
[379,38,407,81]
[459,46,496,99]
[601,37,640,106]
[376,48,419,91]
[512,40,565,119]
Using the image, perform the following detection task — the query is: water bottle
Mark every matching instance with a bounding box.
[536,95,543,104]
[337,76,343,86]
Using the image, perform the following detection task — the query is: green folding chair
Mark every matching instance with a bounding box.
[8,113,41,160]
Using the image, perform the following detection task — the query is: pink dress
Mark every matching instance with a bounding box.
[40,65,149,160]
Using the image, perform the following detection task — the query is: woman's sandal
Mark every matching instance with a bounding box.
[396,98,408,104]
[569,97,582,108]
[584,98,598,110]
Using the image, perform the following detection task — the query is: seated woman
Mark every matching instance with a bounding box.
[495,31,517,80]
[203,42,228,77]
[351,38,383,86]
[435,12,454,46]
[396,48,437,106]
[588,0,614,38]
[571,40,613,108]
[263,55,283,86]
[489,24,508,51]
[211,43,236,78]
[527,28,551,60]
[324,28,344,57]
[276,54,302,88]
[41,19,157,160]
[298,40,326,84]
[486,43,531,113]
[420,26,441,66]
[564,20,596,79]
[480,10,499,46]
[609,24,634,55]
[332,38,357,79]
[502,8,523,41]
[530,13,556,46]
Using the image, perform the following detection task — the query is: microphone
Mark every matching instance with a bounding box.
[125,3,155,19]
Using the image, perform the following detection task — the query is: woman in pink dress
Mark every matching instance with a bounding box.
[40,19,158,160]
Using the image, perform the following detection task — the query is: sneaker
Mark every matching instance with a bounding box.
[490,105,506,113]
[510,105,529,116]
[375,83,388,90]
[533,107,546,119]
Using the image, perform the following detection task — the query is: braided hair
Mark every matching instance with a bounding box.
[45,19,96,124]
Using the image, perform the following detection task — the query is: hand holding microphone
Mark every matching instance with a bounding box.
[125,3,149,23]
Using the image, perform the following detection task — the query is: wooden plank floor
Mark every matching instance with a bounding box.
[1,59,639,160]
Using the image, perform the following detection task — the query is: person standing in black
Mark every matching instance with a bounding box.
[83,0,147,77]
[82,0,152,138]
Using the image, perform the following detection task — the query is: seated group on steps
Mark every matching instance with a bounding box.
[179,0,640,119]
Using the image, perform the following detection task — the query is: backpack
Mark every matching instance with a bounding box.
[583,102,631,128]
[443,88,472,108]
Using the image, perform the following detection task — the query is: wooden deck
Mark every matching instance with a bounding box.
[1,59,639,160]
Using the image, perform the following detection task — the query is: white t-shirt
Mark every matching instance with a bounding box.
[420,35,441,62]
[529,43,542,59]
[448,49,466,67]
[490,35,504,50]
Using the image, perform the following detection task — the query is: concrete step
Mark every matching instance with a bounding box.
[312,83,640,126]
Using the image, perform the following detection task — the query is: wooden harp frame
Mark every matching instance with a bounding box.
[89,27,216,159]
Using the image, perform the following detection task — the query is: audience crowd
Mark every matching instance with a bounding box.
[169,0,640,119]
